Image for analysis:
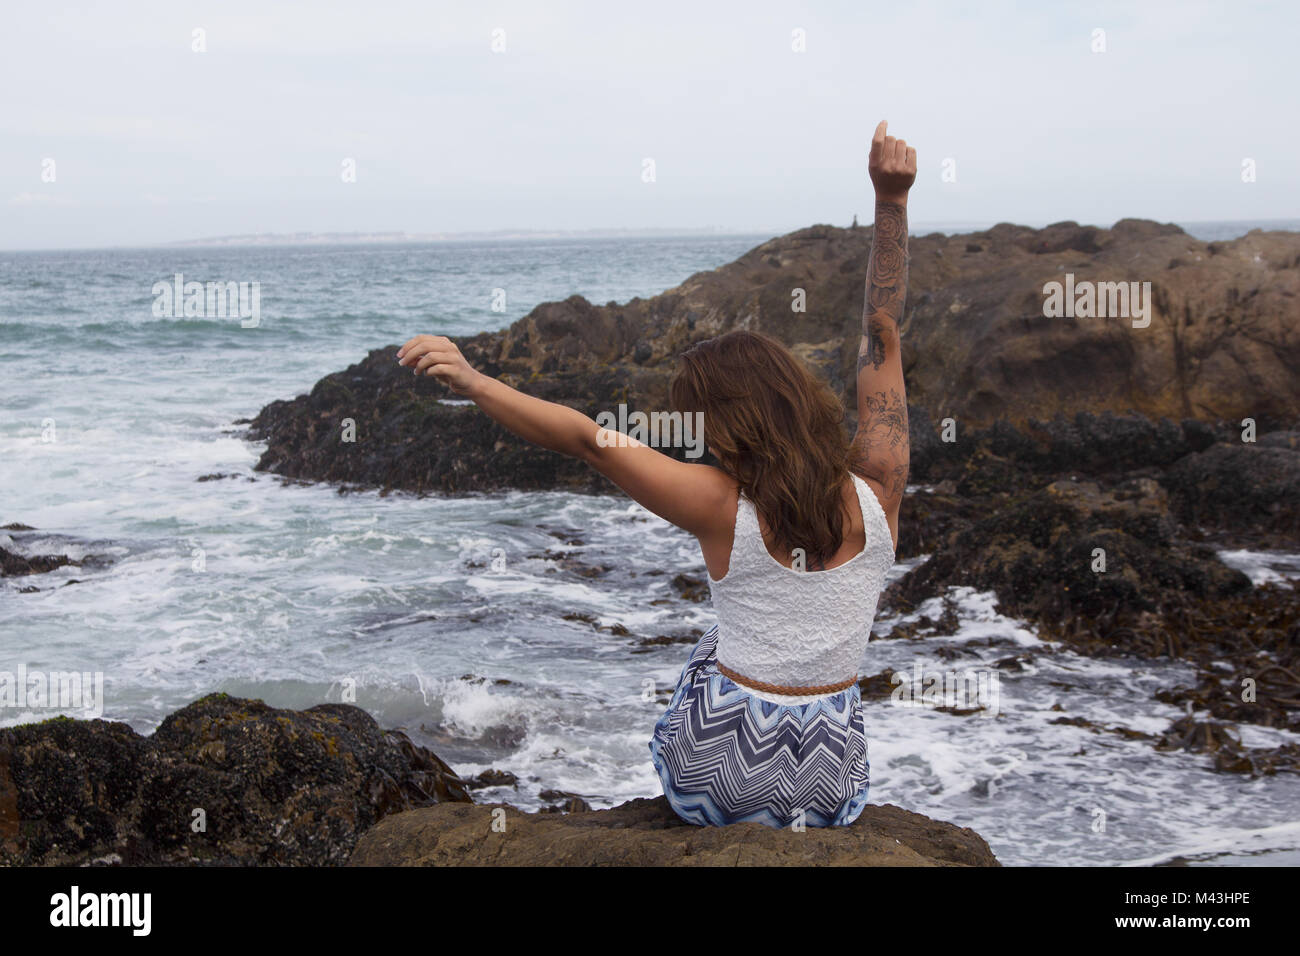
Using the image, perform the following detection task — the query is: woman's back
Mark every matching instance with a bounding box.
[647,474,893,828]
[708,473,896,703]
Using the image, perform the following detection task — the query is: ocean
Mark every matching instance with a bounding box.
[2,221,1298,866]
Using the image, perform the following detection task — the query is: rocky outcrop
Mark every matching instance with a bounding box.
[346,796,999,867]
[888,477,1253,635]
[245,220,1300,495]
[0,695,470,866]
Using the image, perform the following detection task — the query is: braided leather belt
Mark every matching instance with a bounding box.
[716,659,858,696]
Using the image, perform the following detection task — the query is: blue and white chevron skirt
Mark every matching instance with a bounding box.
[649,625,871,828]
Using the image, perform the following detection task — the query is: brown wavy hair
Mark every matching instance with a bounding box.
[669,330,853,565]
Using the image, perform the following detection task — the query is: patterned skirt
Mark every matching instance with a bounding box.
[649,625,870,828]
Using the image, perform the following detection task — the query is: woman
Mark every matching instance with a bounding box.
[398,120,915,828]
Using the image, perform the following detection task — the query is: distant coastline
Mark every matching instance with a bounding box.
[162,218,1300,248]
[5,219,1298,254]
[164,226,759,247]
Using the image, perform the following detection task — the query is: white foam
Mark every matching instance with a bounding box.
[1218,548,1300,586]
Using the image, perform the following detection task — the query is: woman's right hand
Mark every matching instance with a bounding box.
[868,120,917,204]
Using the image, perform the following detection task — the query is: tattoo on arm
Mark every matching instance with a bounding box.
[849,387,910,499]
[858,199,909,372]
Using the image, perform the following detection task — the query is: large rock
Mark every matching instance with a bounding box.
[346,796,999,866]
[245,220,1300,495]
[0,695,470,866]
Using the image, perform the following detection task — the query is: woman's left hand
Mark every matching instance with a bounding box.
[396,334,481,395]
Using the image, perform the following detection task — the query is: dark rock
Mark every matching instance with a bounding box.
[465,769,519,790]
[1162,442,1300,544]
[634,633,700,649]
[0,695,471,866]
[1155,715,1300,775]
[670,573,709,602]
[536,790,593,814]
[1258,430,1300,450]
[888,478,1252,654]
[1151,582,1300,736]
[912,411,1239,486]
[857,669,900,701]
[0,547,78,577]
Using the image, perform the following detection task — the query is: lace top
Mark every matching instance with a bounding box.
[707,473,896,704]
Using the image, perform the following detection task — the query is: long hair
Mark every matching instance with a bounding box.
[669,330,853,565]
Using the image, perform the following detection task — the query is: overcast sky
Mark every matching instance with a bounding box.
[2,0,1294,249]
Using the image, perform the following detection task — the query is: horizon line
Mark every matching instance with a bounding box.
[4,216,1299,254]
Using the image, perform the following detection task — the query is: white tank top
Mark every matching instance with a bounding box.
[707,473,896,704]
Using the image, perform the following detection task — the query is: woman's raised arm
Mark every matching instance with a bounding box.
[848,120,916,547]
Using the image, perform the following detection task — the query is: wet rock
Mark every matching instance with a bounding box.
[670,573,709,602]
[1154,715,1300,775]
[465,769,519,790]
[536,789,593,814]
[634,633,700,649]
[1162,442,1300,544]
[1048,714,1154,741]
[0,695,471,866]
[347,796,1000,866]
[857,669,901,701]
[1151,582,1300,735]
[0,547,77,577]
[0,526,115,581]
[888,478,1252,654]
